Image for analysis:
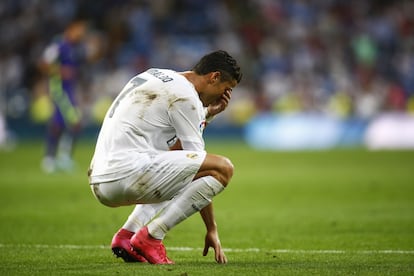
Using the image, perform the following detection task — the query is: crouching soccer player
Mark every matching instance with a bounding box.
[88,50,242,264]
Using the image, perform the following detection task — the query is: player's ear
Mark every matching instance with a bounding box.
[211,71,221,83]
[206,72,218,84]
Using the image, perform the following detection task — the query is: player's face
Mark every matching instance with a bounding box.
[206,78,237,103]
[69,22,87,43]
[200,81,237,106]
[197,71,237,106]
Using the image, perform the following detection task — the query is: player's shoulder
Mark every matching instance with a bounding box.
[144,68,194,93]
[143,68,178,83]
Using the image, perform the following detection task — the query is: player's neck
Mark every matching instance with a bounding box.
[180,71,204,93]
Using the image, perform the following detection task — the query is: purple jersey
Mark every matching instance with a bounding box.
[43,37,84,126]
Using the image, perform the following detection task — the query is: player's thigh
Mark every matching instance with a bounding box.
[126,150,207,203]
[91,151,206,206]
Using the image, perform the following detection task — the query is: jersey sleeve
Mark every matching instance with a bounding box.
[168,97,205,152]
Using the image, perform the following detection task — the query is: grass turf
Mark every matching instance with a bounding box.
[0,140,413,275]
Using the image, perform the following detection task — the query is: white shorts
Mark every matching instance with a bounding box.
[90,150,206,207]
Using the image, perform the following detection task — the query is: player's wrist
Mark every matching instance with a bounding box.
[205,222,218,232]
[205,107,216,123]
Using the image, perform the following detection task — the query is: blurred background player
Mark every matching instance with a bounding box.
[39,20,88,173]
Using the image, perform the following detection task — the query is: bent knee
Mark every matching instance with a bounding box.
[198,154,234,187]
[219,157,234,187]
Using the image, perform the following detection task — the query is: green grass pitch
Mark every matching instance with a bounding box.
[0,140,413,275]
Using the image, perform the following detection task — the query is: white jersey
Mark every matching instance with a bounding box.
[89,68,207,183]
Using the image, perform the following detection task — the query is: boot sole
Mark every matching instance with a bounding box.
[112,247,142,262]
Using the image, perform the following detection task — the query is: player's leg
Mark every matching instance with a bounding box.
[146,153,232,239]
[193,153,234,186]
[111,203,167,263]
[41,109,64,173]
[56,89,81,172]
[146,153,232,237]
[56,124,80,171]
[90,150,207,207]
[111,202,168,262]
[131,153,233,264]
[122,203,169,232]
[91,151,231,263]
[91,150,206,262]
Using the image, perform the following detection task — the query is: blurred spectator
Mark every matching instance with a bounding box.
[0,0,414,139]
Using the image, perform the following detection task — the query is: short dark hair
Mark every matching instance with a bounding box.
[192,50,242,83]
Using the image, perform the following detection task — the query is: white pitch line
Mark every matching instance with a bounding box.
[0,244,413,254]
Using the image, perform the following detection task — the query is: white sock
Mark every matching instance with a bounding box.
[147,176,225,239]
[122,202,168,232]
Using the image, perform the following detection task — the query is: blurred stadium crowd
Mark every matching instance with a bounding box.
[1,0,414,138]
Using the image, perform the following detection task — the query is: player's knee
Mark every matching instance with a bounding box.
[198,154,234,187]
[219,157,234,187]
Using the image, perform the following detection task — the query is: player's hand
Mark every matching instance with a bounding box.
[203,229,227,264]
[207,88,232,117]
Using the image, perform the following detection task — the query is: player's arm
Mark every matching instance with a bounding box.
[200,203,227,264]
[168,97,205,151]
